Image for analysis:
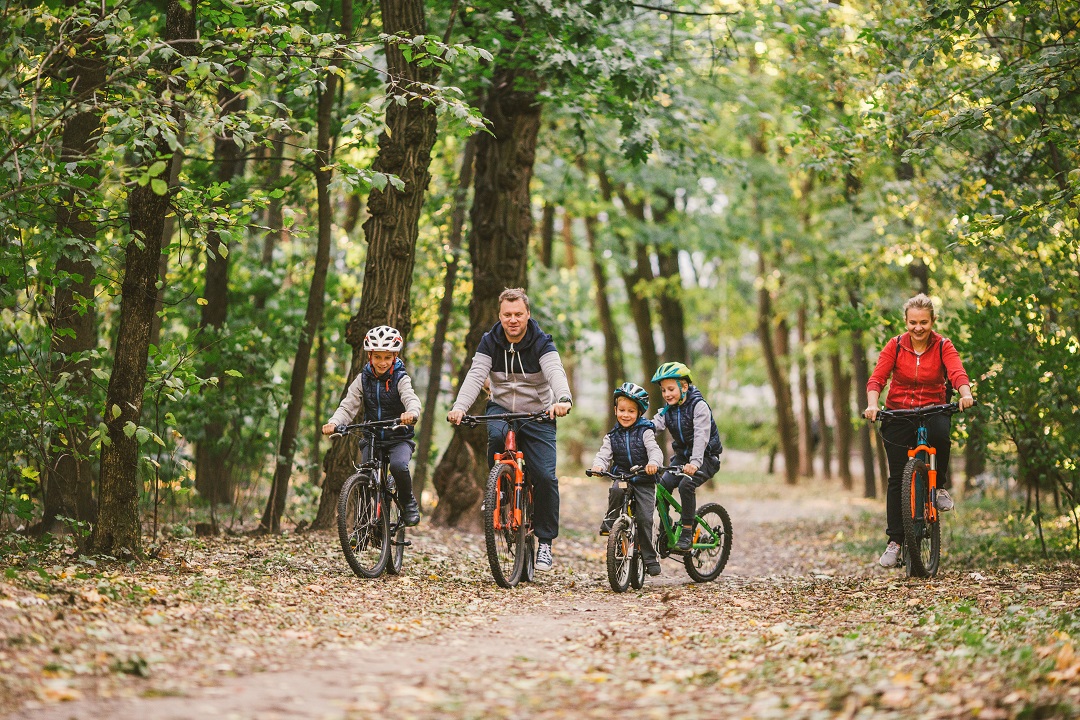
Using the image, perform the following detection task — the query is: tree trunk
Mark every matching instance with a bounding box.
[656,245,688,364]
[850,321,876,498]
[148,125,184,349]
[431,69,542,528]
[815,359,832,480]
[91,0,195,556]
[584,214,624,427]
[46,6,106,532]
[195,70,247,505]
[413,134,478,510]
[262,2,352,533]
[561,209,576,268]
[310,327,326,487]
[964,414,987,486]
[829,350,853,490]
[311,0,438,529]
[796,305,813,478]
[539,202,555,268]
[757,253,799,485]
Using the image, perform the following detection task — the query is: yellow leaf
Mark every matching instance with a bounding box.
[196,297,208,306]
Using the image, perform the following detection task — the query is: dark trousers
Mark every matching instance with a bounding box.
[363,440,415,502]
[485,403,559,542]
[602,480,658,565]
[659,453,720,527]
[881,414,952,544]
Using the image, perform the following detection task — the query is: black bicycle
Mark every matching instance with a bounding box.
[333,419,411,578]
[586,466,649,592]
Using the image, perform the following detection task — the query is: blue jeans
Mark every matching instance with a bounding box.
[485,402,559,542]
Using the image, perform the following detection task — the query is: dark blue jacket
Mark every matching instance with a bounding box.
[607,419,655,475]
[361,359,414,441]
[659,386,722,462]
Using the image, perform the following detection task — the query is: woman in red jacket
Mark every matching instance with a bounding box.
[863,294,975,568]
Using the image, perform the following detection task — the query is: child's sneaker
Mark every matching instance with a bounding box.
[645,562,661,576]
[674,526,694,552]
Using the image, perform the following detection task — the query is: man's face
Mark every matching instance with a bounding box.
[659,378,686,405]
[499,299,530,341]
[369,350,397,375]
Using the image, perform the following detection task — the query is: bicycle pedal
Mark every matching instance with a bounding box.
[393,540,412,547]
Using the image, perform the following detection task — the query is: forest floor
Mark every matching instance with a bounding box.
[2,457,1079,719]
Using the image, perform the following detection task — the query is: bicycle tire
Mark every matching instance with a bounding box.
[606,517,635,593]
[484,463,526,588]
[901,457,940,578]
[385,486,405,576]
[338,471,390,578]
[629,550,645,590]
[521,486,536,583]
[683,502,733,583]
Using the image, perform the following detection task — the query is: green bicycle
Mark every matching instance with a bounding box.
[655,466,733,582]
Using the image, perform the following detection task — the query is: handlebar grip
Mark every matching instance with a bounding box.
[585,469,596,477]
[335,424,348,434]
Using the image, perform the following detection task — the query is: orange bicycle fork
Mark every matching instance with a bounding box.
[908,444,939,523]
[492,429,525,530]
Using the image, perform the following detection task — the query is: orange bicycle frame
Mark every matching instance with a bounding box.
[908,444,939,523]
[492,429,525,530]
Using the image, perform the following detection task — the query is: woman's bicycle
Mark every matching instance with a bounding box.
[333,419,411,578]
[654,466,733,582]
[460,410,551,588]
[875,402,964,578]
[585,466,651,592]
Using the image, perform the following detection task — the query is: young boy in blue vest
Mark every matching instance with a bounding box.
[650,362,723,552]
[592,382,663,577]
[322,326,422,526]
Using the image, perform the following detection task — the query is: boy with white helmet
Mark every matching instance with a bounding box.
[322,326,422,526]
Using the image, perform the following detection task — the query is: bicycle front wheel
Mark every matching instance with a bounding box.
[386,487,405,576]
[338,472,390,578]
[901,457,940,578]
[606,517,635,593]
[484,463,526,588]
[683,503,733,583]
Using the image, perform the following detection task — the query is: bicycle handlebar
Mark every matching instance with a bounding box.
[333,418,409,436]
[458,411,553,428]
[585,465,644,482]
[874,402,971,422]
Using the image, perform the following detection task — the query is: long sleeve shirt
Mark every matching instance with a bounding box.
[591,428,664,471]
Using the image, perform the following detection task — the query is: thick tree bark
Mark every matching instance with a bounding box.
[91,0,195,556]
[656,245,688,364]
[310,327,326,486]
[584,214,625,426]
[148,128,184,349]
[312,0,438,529]
[46,6,106,532]
[412,134,478,509]
[431,69,542,529]
[849,321,876,498]
[757,253,799,485]
[539,202,555,268]
[796,306,814,478]
[829,350,853,490]
[262,2,352,533]
[195,71,247,505]
[815,360,832,480]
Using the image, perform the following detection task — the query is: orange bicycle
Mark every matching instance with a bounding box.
[460,411,550,588]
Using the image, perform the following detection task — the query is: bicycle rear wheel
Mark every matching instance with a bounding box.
[386,487,405,576]
[338,472,390,578]
[901,458,940,578]
[484,463,526,588]
[683,503,733,583]
[606,517,635,593]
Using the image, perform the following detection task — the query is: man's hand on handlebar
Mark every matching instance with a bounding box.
[548,402,571,419]
[321,422,336,436]
[446,409,464,425]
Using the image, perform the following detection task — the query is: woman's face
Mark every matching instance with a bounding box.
[905,307,934,344]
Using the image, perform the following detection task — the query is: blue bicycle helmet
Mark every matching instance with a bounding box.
[613,382,650,413]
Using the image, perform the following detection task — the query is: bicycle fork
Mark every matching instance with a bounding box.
[908,425,939,524]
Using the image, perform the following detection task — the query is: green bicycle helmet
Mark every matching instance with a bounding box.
[613,382,650,413]
[651,361,693,385]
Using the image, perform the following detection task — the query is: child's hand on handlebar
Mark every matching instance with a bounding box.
[683,463,698,476]
[590,465,604,475]
[646,463,658,475]
[321,422,336,435]
[400,412,417,425]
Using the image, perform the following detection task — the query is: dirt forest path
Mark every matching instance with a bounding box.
[5,463,1079,719]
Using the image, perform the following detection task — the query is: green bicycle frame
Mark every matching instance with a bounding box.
[654,482,720,551]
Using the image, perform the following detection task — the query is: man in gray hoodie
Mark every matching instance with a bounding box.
[447,288,573,572]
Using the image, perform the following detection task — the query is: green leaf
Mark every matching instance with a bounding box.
[135,426,150,443]
[225,369,243,378]
[123,421,137,438]
[151,178,168,196]
[111,404,122,420]
[147,160,168,178]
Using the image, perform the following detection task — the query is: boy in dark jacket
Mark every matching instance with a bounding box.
[650,362,723,552]
[592,382,663,577]
[322,326,422,525]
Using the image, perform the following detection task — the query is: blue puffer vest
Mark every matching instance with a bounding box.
[607,418,655,475]
[659,386,721,461]
[361,359,414,441]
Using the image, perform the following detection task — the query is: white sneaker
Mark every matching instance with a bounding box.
[535,542,553,572]
[936,489,954,512]
[878,541,901,568]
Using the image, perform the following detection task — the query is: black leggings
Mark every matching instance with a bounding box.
[880,414,952,544]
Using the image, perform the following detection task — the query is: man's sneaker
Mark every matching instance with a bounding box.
[535,542,553,572]
[645,562,662,576]
[935,489,954,512]
[674,526,694,552]
[402,496,420,527]
[878,541,902,568]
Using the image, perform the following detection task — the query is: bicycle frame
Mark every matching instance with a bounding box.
[910,424,939,524]
[654,477,720,551]
[492,429,526,531]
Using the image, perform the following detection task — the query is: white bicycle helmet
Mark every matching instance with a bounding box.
[363,325,404,352]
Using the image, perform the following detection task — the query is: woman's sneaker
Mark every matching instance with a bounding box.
[878,541,901,568]
[935,489,954,512]
[535,542,553,571]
